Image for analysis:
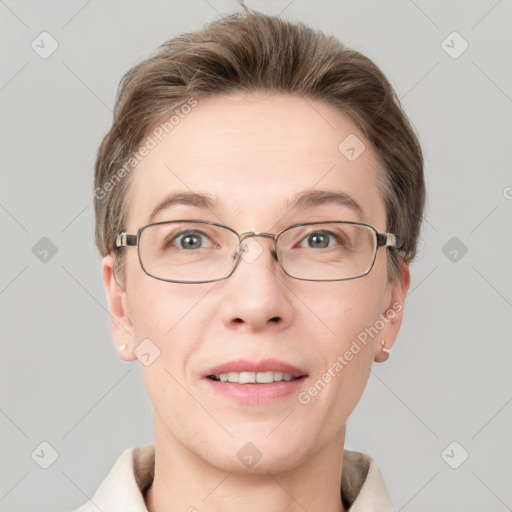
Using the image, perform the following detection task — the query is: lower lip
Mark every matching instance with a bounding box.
[203,376,308,404]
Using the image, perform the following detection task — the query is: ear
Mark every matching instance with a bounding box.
[102,254,137,361]
[373,259,410,363]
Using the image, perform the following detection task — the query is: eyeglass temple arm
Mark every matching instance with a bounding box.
[115,231,138,248]
[377,233,399,249]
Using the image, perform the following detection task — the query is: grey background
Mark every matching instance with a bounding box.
[1,0,511,510]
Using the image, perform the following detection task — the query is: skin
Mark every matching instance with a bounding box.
[102,93,410,512]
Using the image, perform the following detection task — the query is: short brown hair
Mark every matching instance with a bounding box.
[94,8,425,283]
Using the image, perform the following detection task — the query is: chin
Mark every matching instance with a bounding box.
[198,439,310,475]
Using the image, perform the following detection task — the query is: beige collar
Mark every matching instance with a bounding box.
[73,444,396,512]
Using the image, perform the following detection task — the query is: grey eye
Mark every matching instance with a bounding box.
[171,230,212,250]
[300,231,340,249]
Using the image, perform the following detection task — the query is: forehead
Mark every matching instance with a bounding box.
[124,93,386,231]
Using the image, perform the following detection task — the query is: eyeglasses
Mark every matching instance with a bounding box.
[115,220,399,284]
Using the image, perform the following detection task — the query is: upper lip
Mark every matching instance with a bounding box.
[202,358,308,378]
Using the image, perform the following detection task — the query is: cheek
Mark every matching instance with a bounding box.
[314,295,379,382]
[310,274,387,343]
[125,259,211,338]
[302,278,385,391]
[295,287,382,429]
[127,285,168,337]
[125,278,208,414]
[125,274,217,391]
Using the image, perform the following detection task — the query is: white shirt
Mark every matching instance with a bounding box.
[72,444,396,511]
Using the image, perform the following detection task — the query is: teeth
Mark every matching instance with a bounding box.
[213,371,296,383]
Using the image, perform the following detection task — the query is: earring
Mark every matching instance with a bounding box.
[380,340,390,355]
[119,344,127,352]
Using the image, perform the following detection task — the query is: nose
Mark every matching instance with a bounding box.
[219,235,295,332]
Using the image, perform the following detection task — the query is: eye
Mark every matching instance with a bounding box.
[169,230,214,250]
[300,230,342,249]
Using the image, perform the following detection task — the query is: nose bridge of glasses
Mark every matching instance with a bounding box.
[238,231,276,242]
[236,231,279,263]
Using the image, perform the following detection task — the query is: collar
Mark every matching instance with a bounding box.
[73,444,396,512]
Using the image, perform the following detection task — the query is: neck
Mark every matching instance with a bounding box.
[144,415,347,512]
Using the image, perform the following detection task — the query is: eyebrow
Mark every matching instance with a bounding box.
[149,191,219,222]
[148,189,364,222]
[286,189,364,219]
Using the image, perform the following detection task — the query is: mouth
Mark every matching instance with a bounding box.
[202,359,308,403]
[207,371,305,384]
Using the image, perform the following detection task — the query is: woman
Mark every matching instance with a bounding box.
[76,7,424,511]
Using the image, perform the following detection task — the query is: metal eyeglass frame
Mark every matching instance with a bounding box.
[115,219,400,284]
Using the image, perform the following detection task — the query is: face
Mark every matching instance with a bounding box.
[103,93,409,474]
